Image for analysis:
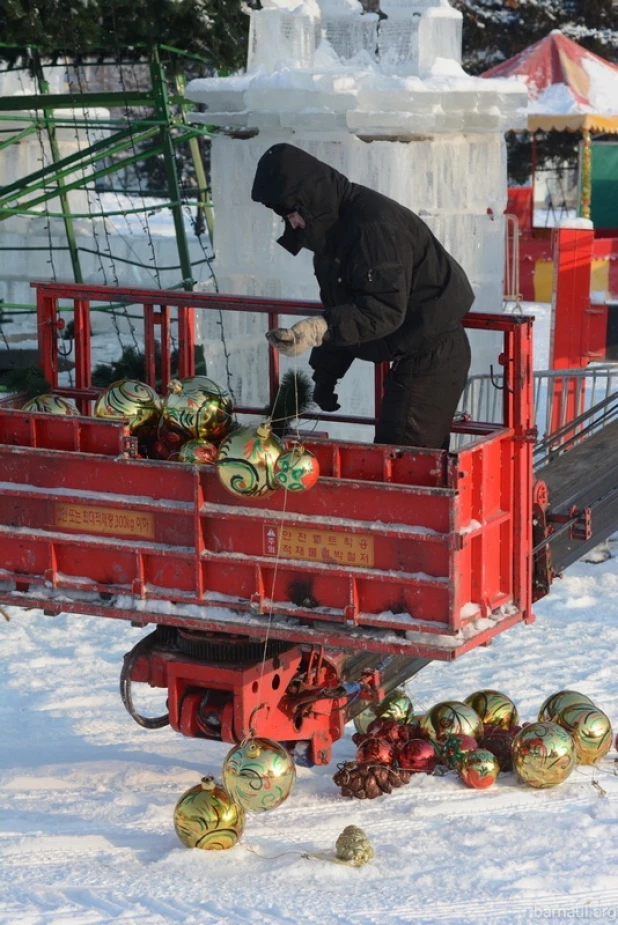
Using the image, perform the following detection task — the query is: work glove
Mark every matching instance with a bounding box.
[265,315,328,358]
[312,379,340,412]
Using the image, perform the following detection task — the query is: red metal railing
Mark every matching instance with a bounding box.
[0,282,535,660]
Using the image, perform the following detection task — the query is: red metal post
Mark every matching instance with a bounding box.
[177,306,195,379]
[73,299,92,415]
[549,222,594,433]
[159,305,171,391]
[36,288,59,388]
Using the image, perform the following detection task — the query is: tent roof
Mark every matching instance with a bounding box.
[481,31,618,133]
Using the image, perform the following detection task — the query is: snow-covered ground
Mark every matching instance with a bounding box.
[2,301,618,925]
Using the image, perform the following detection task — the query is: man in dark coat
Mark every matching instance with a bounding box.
[251,143,473,449]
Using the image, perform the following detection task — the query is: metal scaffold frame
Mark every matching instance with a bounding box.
[0,43,215,308]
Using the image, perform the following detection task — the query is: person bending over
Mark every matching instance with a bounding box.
[251,143,473,450]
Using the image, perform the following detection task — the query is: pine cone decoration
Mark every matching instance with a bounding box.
[333,761,412,800]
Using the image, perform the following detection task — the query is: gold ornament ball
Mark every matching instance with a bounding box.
[216,422,283,499]
[274,444,320,492]
[178,438,218,465]
[421,701,484,742]
[223,737,296,813]
[173,776,245,850]
[464,690,518,730]
[537,690,595,723]
[555,703,613,765]
[162,376,233,443]
[376,689,414,724]
[22,393,79,415]
[512,722,576,788]
[459,748,501,789]
[94,379,162,434]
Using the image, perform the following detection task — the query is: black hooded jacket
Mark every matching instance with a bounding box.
[251,143,475,383]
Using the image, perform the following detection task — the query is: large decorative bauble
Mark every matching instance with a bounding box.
[376,689,414,724]
[397,738,439,773]
[512,722,576,788]
[162,376,233,443]
[356,737,396,766]
[555,704,613,766]
[173,776,244,850]
[22,393,78,415]
[352,703,379,735]
[464,690,518,730]
[421,701,484,742]
[274,444,320,492]
[440,734,479,770]
[459,749,501,789]
[216,423,283,499]
[178,438,218,465]
[222,737,296,813]
[94,379,162,433]
[538,690,595,723]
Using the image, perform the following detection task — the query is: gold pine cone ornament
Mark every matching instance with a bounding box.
[173,776,245,850]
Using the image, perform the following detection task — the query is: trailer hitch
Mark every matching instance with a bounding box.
[546,505,592,543]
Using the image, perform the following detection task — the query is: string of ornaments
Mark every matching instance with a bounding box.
[23,376,320,497]
[335,686,615,799]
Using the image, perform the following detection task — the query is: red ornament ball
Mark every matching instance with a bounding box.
[355,737,396,766]
[397,739,439,774]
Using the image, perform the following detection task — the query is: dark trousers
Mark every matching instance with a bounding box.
[374,324,471,450]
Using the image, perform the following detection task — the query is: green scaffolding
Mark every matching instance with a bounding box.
[0,43,215,307]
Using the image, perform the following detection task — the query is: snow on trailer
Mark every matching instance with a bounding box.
[0,280,536,764]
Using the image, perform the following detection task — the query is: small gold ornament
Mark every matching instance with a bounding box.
[274,444,320,492]
[223,737,296,813]
[178,438,218,465]
[173,776,245,850]
[555,704,613,765]
[512,722,576,788]
[162,376,233,443]
[335,826,374,867]
[421,701,484,742]
[22,394,78,415]
[216,422,283,499]
[376,689,414,724]
[94,379,162,434]
[459,748,501,789]
[464,690,518,730]
[537,690,595,723]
